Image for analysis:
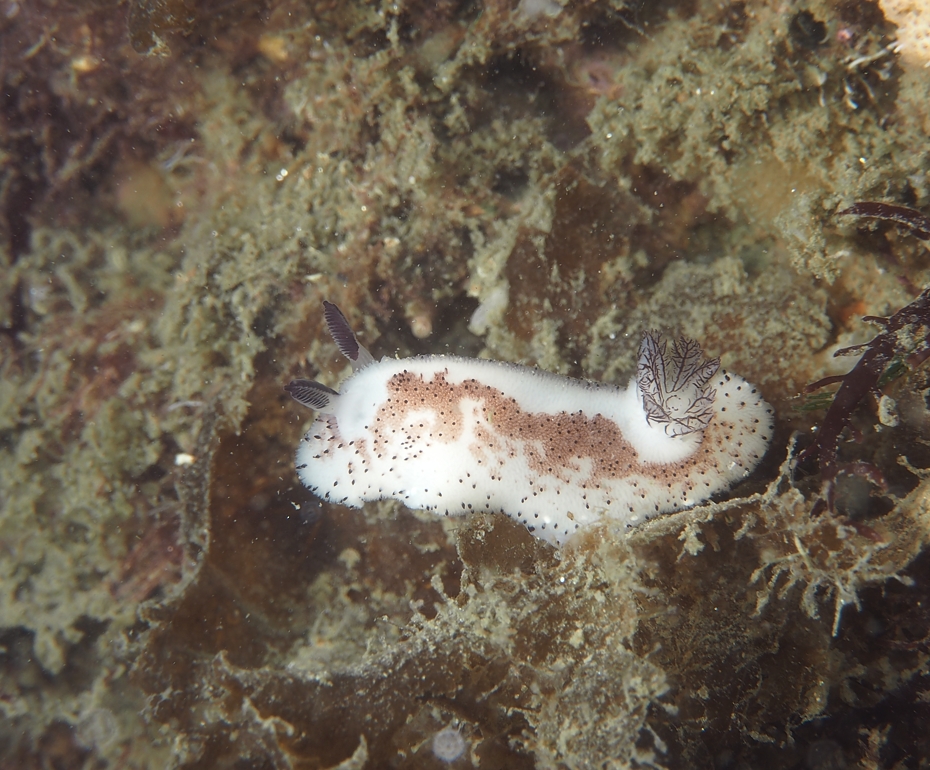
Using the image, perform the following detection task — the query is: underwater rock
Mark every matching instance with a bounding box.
[2,0,929,767]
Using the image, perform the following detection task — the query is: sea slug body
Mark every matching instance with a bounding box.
[286,302,774,547]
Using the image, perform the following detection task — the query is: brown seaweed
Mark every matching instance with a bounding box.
[837,202,930,241]
[798,286,930,512]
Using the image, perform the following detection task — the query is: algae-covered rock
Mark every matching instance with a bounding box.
[1,0,929,766]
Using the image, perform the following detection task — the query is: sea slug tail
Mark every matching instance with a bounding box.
[323,300,375,370]
[284,378,340,413]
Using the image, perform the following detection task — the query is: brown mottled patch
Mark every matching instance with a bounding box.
[373,370,728,489]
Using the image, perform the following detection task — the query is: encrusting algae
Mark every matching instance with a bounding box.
[0,0,929,767]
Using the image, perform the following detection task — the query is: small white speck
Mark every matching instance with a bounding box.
[166,400,204,412]
[175,453,196,467]
[275,168,288,181]
[408,175,416,184]
[432,725,467,763]
[878,394,899,427]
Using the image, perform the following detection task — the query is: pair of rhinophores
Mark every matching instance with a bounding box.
[286,301,774,547]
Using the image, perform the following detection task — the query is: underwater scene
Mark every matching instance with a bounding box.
[1,0,929,767]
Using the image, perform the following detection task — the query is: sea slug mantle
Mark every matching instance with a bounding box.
[286,302,774,547]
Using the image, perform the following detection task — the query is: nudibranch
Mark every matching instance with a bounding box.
[286,302,774,547]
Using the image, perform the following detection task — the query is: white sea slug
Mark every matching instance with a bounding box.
[286,302,774,547]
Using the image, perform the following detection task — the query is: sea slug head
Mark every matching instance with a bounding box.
[321,300,376,370]
[637,331,721,437]
[284,301,376,412]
